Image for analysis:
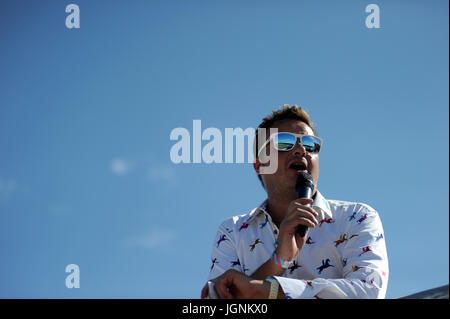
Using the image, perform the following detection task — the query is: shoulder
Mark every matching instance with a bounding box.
[327,199,383,233]
[327,199,381,224]
[328,199,378,215]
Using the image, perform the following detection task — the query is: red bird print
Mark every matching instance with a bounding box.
[239,222,249,231]
[319,218,334,227]
[359,246,372,257]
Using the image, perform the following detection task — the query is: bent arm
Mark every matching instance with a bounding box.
[274,209,389,299]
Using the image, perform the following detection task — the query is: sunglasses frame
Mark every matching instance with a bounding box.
[257,132,323,156]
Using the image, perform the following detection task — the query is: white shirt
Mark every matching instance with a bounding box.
[207,190,389,299]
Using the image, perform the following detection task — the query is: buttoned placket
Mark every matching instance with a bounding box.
[257,209,280,250]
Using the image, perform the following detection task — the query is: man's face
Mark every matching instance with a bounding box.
[254,119,320,198]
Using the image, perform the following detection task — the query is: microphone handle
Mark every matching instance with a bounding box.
[295,187,313,237]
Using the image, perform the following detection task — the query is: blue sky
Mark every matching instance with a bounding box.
[0,0,448,298]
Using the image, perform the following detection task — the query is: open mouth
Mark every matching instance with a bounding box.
[288,161,308,173]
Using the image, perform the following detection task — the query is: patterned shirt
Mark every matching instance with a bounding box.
[207,190,389,299]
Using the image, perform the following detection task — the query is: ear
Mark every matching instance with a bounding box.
[253,157,261,175]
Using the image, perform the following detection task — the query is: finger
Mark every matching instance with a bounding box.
[215,277,233,299]
[295,208,319,225]
[285,207,318,226]
[296,198,314,205]
[293,202,318,217]
[294,216,317,228]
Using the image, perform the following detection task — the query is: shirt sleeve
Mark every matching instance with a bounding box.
[274,205,389,299]
[207,218,242,281]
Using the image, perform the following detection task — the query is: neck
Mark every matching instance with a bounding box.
[266,192,295,227]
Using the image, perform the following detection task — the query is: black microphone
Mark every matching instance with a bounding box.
[295,172,315,237]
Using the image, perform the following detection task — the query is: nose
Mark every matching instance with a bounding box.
[292,138,307,155]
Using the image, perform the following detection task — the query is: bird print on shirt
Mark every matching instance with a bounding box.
[357,213,368,224]
[207,196,388,298]
[239,222,249,231]
[334,234,347,247]
[249,238,263,251]
[260,215,269,229]
[319,218,334,227]
[359,246,372,257]
[316,259,334,274]
[210,258,218,271]
[242,264,249,274]
[216,234,228,247]
[352,265,363,272]
[288,260,301,274]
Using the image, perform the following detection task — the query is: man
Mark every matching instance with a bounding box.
[201,104,389,299]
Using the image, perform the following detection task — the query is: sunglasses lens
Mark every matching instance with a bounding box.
[301,136,321,153]
[274,133,296,151]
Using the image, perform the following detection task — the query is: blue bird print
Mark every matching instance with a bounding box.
[260,215,269,229]
[316,259,334,274]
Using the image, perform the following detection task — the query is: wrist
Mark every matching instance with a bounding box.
[275,241,296,262]
[249,279,271,299]
[265,277,285,299]
[272,249,295,270]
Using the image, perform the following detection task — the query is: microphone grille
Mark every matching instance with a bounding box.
[295,172,314,191]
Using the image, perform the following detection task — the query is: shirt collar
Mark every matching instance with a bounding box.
[245,190,332,224]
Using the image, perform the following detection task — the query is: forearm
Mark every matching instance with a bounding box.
[250,257,285,280]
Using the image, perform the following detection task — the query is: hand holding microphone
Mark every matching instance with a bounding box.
[275,172,318,262]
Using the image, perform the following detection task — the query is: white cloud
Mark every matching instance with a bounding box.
[124,228,177,249]
[110,158,131,176]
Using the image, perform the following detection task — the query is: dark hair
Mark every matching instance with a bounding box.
[254,104,317,188]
